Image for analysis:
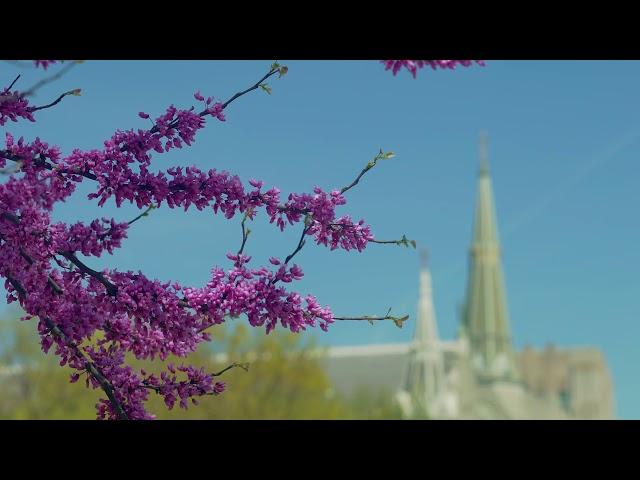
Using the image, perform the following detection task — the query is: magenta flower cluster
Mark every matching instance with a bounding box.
[0,65,380,420]
[1,87,35,126]
[0,60,475,419]
[34,60,57,70]
[381,60,485,78]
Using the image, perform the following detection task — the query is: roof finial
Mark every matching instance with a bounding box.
[420,248,429,269]
[479,130,489,176]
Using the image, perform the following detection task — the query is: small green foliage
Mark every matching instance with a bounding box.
[259,83,272,95]
[394,315,409,328]
[395,234,416,249]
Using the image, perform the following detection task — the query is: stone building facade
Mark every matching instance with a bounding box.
[323,137,615,419]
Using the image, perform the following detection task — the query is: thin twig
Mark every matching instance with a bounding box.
[29,89,80,113]
[221,67,281,110]
[270,221,311,286]
[213,362,249,377]
[8,74,20,90]
[21,61,79,98]
[333,312,410,328]
[237,209,253,256]
[127,204,156,226]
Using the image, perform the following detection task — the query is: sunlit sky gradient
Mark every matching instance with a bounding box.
[2,60,639,417]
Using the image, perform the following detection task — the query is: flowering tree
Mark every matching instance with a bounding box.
[0,59,482,420]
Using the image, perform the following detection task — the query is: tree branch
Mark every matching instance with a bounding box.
[4,273,128,419]
[60,251,118,296]
[333,311,409,329]
[127,204,156,226]
[370,235,417,249]
[340,149,395,195]
[7,74,21,90]
[237,209,253,256]
[213,362,250,377]
[29,89,81,113]
[222,65,282,110]
[21,61,79,98]
[41,316,129,420]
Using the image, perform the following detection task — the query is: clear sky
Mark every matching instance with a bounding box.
[2,60,639,418]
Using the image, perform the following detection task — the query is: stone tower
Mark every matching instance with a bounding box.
[461,133,519,383]
[404,250,447,417]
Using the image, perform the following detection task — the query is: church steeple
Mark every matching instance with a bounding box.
[404,249,446,416]
[462,133,519,382]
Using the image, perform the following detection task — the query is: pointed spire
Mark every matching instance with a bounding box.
[415,248,438,346]
[404,249,446,417]
[462,134,519,382]
[420,248,429,269]
[479,130,489,176]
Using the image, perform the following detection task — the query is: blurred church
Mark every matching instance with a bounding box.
[323,136,615,419]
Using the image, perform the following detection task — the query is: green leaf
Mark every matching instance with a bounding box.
[68,88,82,96]
[278,66,288,78]
[259,83,272,95]
[393,315,409,329]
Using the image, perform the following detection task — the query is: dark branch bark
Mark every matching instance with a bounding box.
[4,273,128,419]
[237,211,252,256]
[41,316,128,420]
[60,251,118,296]
[29,89,79,113]
[7,74,20,90]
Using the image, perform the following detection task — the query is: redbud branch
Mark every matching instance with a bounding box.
[237,210,252,256]
[127,204,156,226]
[95,206,155,241]
[340,150,391,195]
[0,150,98,180]
[140,362,248,396]
[4,273,128,419]
[221,67,281,110]
[1,211,20,224]
[29,89,80,113]
[213,362,249,377]
[370,236,417,249]
[1,212,118,295]
[144,65,281,138]
[7,74,21,90]
[333,312,409,328]
[41,315,129,420]
[2,65,282,183]
[270,222,311,286]
[20,61,79,98]
[60,251,118,296]
[284,223,310,265]
[5,274,26,298]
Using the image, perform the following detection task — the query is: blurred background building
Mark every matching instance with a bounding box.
[323,136,615,419]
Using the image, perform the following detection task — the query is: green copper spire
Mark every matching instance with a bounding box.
[462,133,519,382]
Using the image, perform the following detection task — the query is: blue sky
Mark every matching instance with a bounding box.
[2,60,639,418]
